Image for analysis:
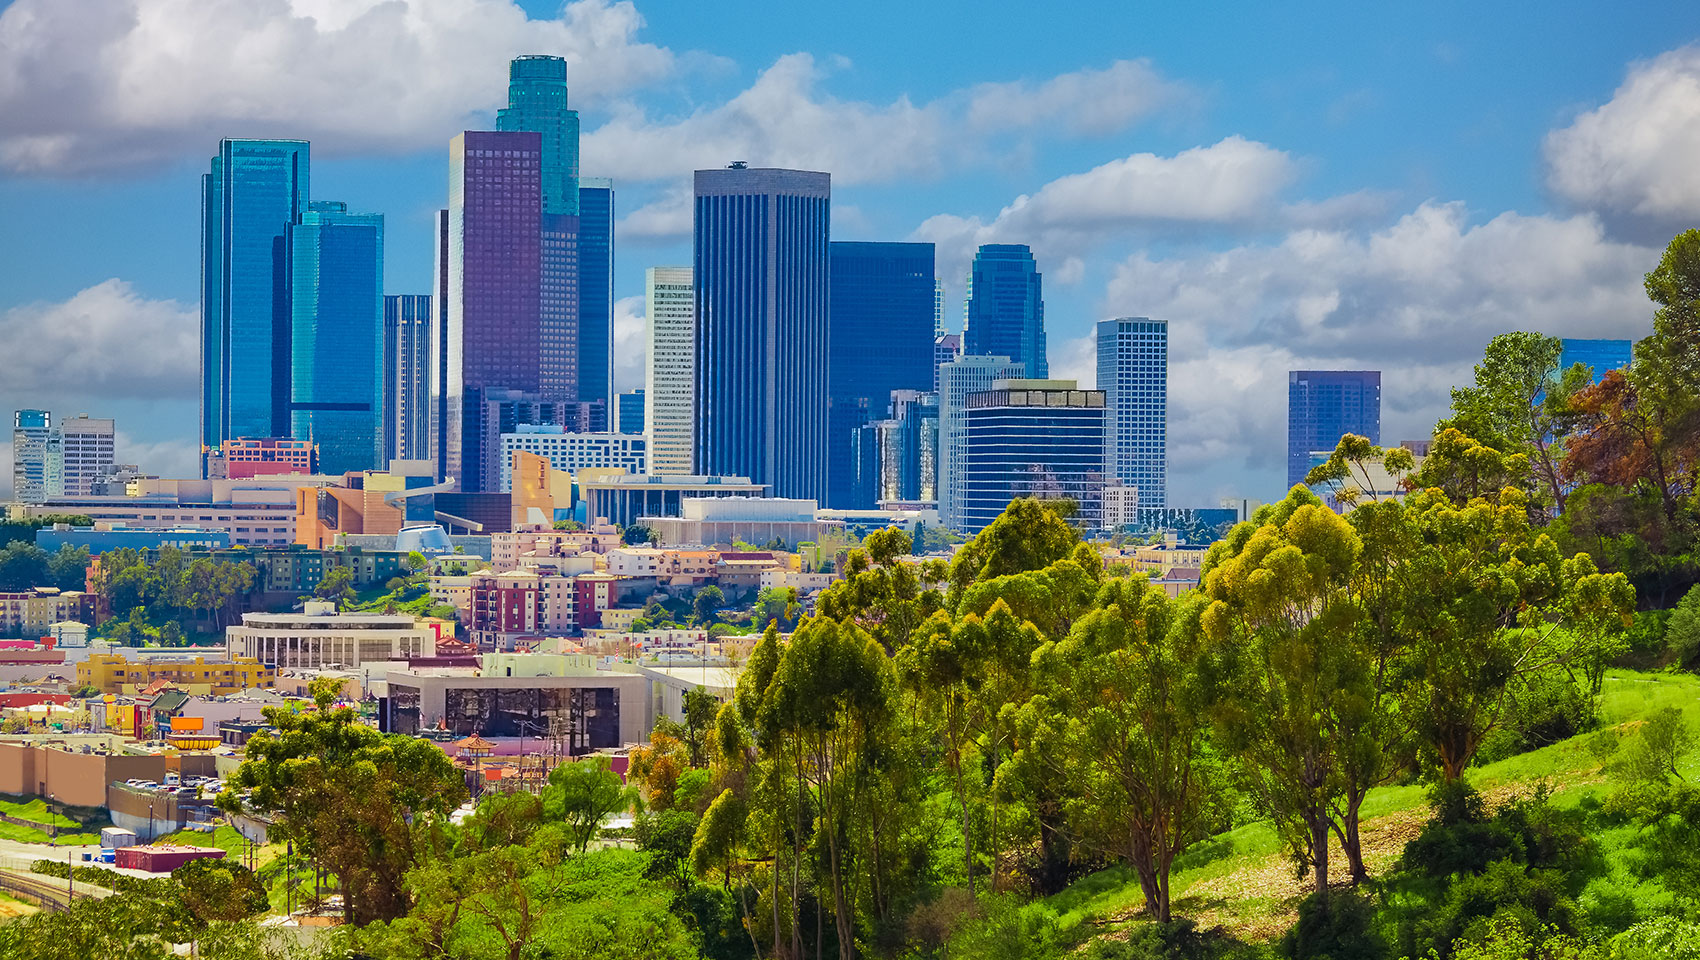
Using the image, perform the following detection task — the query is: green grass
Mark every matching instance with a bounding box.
[155,824,256,856]
[0,821,98,846]
[1040,667,1700,938]
[0,798,84,829]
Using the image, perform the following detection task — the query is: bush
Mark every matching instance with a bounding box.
[1475,674,1595,765]
[1609,915,1700,959]
[1087,918,1236,960]
[1278,890,1384,960]
[1668,585,1700,668]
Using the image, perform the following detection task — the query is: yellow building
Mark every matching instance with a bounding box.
[77,653,275,696]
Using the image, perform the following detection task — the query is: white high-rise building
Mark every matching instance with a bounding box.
[644,266,695,475]
[1097,318,1168,510]
[937,355,1023,530]
[497,425,647,492]
[59,416,116,497]
[11,409,59,504]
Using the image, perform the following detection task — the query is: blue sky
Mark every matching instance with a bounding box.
[3,0,1698,502]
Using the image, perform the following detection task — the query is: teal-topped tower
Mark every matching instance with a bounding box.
[497,54,579,217]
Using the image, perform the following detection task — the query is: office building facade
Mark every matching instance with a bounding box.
[497,427,646,491]
[1286,370,1381,490]
[1559,338,1633,383]
[693,166,830,501]
[1098,318,1170,510]
[617,390,645,435]
[11,409,59,504]
[858,390,939,506]
[58,416,116,497]
[826,241,936,508]
[578,179,615,410]
[645,267,695,476]
[286,202,385,475]
[445,129,543,492]
[385,294,432,463]
[959,380,1107,533]
[201,139,310,467]
[964,244,1047,379]
[937,355,1025,529]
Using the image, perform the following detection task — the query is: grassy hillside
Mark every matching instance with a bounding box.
[1040,668,1700,948]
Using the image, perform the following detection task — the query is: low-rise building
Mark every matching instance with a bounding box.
[578,470,766,528]
[643,498,826,551]
[0,588,96,637]
[491,521,621,571]
[77,653,274,696]
[225,600,436,669]
[22,476,338,547]
[35,522,232,555]
[379,664,649,749]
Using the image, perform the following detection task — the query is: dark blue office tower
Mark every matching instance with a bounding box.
[826,241,936,508]
[578,179,615,411]
[964,244,1047,379]
[1288,370,1381,489]
[693,165,830,501]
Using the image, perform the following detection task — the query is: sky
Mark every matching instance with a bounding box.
[3,0,1699,504]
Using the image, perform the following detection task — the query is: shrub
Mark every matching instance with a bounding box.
[1609,915,1700,959]
[1279,890,1384,960]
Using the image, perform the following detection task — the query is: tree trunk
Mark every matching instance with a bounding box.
[1333,790,1368,885]
[1131,833,1167,922]
[1310,814,1330,895]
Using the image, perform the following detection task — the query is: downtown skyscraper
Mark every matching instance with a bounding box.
[385,294,433,463]
[437,56,612,490]
[201,138,309,467]
[1098,317,1168,510]
[645,266,695,476]
[826,241,936,508]
[1287,370,1381,489]
[693,165,830,501]
[964,244,1047,379]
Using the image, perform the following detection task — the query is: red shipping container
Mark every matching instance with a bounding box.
[114,844,226,873]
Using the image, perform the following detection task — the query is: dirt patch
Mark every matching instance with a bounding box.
[0,893,40,921]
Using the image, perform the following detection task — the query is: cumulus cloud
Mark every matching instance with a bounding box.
[611,295,646,395]
[914,137,1302,283]
[0,0,677,174]
[1082,202,1657,499]
[1545,45,1700,227]
[0,280,198,397]
[0,280,206,490]
[584,54,1187,201]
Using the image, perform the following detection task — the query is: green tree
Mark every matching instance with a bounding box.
[174,858,270,924]
[623,523,654,545]
[218,697,467,924]
[1023,576,1225,921]
[546,756,634,853]
[46,544,91,592]
[405,550,428,574]
[1668,583,1700,666]
[1200,487,1366,894]
[314,564,355,605]
[817,526,947,652]
[681,685,719,769]
[0,541,50,591]
[691,584,725,626]
[1444,331,1586,516]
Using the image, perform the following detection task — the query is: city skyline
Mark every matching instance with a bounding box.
[2,1,1696,503]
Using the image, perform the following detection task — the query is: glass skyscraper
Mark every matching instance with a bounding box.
[617,389,645,435]
[856,390,939,506]
[1559,338,1633,383]
[496,55,580,217]
[385,294,432,463]
[1287,370,1381,490]
[201,138,309,469]
[445,129,543,491]
[1097,318,1169,510]
[578,179,615,410]
[964,244,1047,379]
[288,202,385,475]
[959,380,1107,533]
[826,241,936,508]
[693,165,831,501]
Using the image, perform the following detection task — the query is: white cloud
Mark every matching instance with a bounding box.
[1086,201,1657,500]
[964,59,1190,136]
[0,280,203,491]
[611,295,646,395]
[0,280,198,398]
[914,137,1301,284]
[1545,45,1700,224]
[583,54,1188,209]
[0,0,677,174]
